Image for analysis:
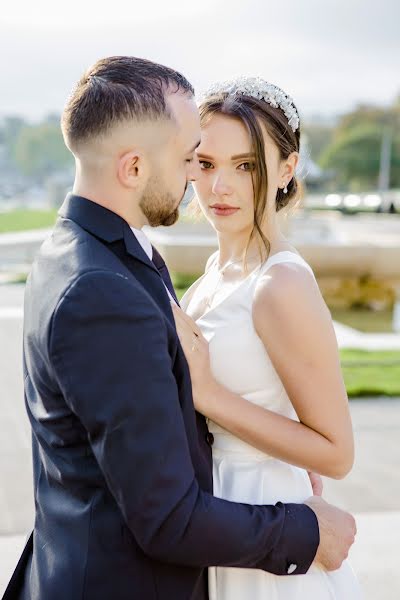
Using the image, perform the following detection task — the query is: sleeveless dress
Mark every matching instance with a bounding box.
[182,251,362,600]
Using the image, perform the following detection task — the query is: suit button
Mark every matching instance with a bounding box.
[206,432,214,446]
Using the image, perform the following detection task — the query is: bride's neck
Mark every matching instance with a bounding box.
[216,225,285,269]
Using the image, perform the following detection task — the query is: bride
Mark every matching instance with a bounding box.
[172,77,363,599]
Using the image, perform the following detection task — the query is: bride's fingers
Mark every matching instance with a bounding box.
[171,303,204,339]
[171,302,192,325]
[171,306,196,349]
[174,325,191,353]
[171,304,191,333]
[171,303,195,334]
[171,305,208,361]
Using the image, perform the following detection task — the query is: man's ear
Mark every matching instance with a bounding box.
[117,151,147,189]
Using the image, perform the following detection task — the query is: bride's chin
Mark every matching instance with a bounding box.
[206,215,242,233]
[211,221,252,237]
[211,222,240,235]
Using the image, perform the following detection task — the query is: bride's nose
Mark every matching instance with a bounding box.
[211,172,233,196]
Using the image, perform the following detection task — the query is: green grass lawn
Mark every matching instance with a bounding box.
[176,288,190,301]
[0,209,58,233]
[0,208,198,235]
[172,273,199,301]
[340,349,400,397]
[330,307,394,333]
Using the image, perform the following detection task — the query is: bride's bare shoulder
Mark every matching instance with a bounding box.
[252,261,329,330]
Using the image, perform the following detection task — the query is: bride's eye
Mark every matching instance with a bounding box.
[238,162,255,172]
[199,160,213,170]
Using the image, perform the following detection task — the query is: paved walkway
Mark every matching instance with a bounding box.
[1,284,400,598]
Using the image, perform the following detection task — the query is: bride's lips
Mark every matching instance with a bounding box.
[209,203,240,217]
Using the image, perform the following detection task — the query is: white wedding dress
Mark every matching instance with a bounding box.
[181,250,362,600]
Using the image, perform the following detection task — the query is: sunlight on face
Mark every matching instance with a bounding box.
[158,91,201,209]
[141,91,201,227]
[193,113,281,236]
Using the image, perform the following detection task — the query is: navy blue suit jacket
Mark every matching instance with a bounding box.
[4,194,318,600]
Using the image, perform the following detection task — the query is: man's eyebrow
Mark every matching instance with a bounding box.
[196,152,256,160]
[196,152,213,159]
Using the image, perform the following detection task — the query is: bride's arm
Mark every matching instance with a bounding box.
[172,263,354,480]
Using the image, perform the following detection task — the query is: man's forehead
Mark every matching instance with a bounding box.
[166,89,197,117]
[187,139,201,154]
[166,92,200,149]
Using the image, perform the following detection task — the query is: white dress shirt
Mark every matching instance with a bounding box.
[130,226,176,304]
[130,226,153,262]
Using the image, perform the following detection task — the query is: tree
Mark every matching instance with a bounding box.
[319,99,400,190]
[302,123,335,164]
[13,121,73,178]
[0,116,26,162]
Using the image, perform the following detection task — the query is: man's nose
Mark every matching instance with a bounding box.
[188,156,202,182]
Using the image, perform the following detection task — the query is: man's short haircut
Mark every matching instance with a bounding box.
[61,56,195,151]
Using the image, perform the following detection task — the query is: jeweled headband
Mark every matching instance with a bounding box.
[201,76,300,133]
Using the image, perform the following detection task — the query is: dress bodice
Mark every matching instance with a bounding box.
[182,251,317,454]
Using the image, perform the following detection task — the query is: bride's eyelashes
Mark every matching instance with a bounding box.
[199,160,255,171]
[237,161,255,172]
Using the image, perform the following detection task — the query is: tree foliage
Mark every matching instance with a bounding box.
[13,121,73,177]
[319,98,400,190]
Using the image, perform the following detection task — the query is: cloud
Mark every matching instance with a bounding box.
[1,0,398,120]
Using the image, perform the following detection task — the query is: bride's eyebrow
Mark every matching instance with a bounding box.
[230,153,256,160]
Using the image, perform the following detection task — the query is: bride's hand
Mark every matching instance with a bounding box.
[170,303,215,414]
[308,471,323,496]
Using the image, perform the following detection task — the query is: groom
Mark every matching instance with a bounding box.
[4,56,355,600]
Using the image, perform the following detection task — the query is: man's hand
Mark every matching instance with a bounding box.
[308,471,323,496]
[305,496,356,571]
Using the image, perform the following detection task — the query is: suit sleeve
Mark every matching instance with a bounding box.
[49,270,319,575]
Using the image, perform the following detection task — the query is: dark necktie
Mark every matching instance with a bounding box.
[151,245,180,305]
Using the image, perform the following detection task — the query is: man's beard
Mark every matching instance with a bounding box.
[139,176,186,227]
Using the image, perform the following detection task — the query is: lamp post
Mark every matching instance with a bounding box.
[377,126,400,332]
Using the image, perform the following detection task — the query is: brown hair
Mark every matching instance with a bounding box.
[197,92,301,262]
[61,56,194,152]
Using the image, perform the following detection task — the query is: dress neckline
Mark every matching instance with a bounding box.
[192,250,301,322]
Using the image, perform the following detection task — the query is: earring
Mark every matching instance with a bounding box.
[283,184,288,194]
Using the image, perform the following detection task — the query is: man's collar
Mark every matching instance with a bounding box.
[58,194,157,272]
[130,226,153,261]
[59,193,126,242]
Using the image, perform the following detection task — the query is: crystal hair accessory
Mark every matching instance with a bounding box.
[201,76,300,133]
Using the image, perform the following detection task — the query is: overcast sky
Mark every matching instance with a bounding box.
[1,0,399,122]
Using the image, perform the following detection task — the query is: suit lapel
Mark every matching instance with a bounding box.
[122,222,159,273]
[120,234,175,323]
[58,194,175,323]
